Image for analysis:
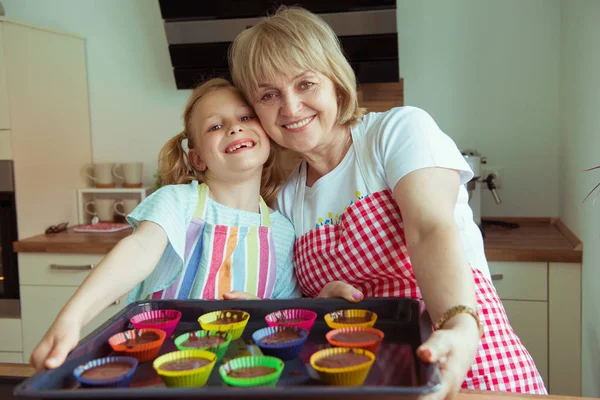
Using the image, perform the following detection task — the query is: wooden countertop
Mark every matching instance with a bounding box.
[13,227,132,254]
[13,218,582,263]
[482,218,582,263]
[0,363,592,400]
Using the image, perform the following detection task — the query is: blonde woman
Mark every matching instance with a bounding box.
[229,6,546,397]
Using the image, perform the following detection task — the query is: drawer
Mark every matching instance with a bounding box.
[18,253,104,286]
[20,285,126,361]
[0,317,22,352]
[488,261,547,301]
[0,352,24,363]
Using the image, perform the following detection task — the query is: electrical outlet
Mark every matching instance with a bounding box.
[481,166,504,189]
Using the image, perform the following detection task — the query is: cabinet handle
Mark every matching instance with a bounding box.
[50,264,94,271]
[491,273,504,281]
[111,299,120,306]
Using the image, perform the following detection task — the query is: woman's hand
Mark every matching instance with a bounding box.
[417,314,480,400]
[222,291,260,300]
[30,316,81,371]
[317,280,363,302]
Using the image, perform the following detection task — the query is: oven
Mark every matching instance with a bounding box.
[0,160,19,299]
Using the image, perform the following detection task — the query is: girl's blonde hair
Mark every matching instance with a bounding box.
[229,6,366,127]
[158,78,285,205]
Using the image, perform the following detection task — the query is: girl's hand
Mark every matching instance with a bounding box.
[222,291,259,300]
[416,314,480,400]
[30,317,80,371]
[318,280,364,302]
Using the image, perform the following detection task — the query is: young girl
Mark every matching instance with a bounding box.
[30,78,301,370]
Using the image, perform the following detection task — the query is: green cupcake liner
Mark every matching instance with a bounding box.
[173,330,232,361]
[218,356,284,387]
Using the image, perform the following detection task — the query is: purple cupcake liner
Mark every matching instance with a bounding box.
[251,326,308,361]
[73,356,138,388]
[265,309,317,332]
[130,309,181,337]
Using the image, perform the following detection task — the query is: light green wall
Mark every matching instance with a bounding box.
[560,0,600,396]
[397,0,561,218]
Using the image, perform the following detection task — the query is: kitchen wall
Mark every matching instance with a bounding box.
[396,0,561,217]
[1,0,188,186]
[4,0,563,218]
[559,0,600,397]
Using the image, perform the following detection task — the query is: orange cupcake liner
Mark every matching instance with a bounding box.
[326,327,384,354]
[108,328,166,363]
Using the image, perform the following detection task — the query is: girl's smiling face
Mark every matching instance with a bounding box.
[188,87,271,180]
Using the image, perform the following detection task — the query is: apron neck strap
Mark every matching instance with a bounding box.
[195,183,271,227]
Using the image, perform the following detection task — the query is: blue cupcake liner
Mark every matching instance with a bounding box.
[251,326,308,361]
[73,356,138,388]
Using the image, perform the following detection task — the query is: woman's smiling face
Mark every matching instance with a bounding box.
[252,70,341,155]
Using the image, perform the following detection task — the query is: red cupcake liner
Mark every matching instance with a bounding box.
[264,309,317,332]
[130,310,181,337]
[108,328,166,363]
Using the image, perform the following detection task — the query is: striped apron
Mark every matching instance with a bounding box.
[151,183,277,300]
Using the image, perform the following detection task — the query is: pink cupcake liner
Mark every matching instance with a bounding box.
[265,309,317,332]
[130,310,181,337]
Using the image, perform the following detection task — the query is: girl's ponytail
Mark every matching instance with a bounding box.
[157,131,197,186]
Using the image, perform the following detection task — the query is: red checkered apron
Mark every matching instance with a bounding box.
[291,128,547,393]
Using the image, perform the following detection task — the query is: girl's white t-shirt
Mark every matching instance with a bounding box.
[276,106,491,279]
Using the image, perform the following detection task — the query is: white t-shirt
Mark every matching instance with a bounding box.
[276,106,491,279]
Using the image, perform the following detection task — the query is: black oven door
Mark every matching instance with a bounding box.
[0,191,19,299]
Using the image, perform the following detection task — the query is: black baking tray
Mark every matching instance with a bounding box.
[15,298,441,399]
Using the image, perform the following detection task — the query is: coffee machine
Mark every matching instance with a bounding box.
[461,150,502,231]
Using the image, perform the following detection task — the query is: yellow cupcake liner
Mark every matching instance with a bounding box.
[324,309,378,329]
[153,349,216,387]
[198,310,250,340]
[310,347,376,386]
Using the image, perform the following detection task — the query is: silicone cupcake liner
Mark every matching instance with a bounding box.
[198,310,249,340]
[219,356,284,387]
[130,309,181,337]
[251,326,308,361]
[108,328,166,363]
[264,308,317,332]
[153,349,216,388]
[173,330,232,361]
[73,356,138,388]
[324,309,378,329]
[310,347,376,386]
[325,327,385,354]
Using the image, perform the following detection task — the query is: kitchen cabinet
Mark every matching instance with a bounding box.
[0,130,10,159]
[0,317,22,363]
[488,261,582,396]
[19,253,126,361]
[0,22,9,130]
[0,18,92,238]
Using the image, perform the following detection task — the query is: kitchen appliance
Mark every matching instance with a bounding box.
[461,150,502,232]
[158,0,398,89]
[0,160,19,299]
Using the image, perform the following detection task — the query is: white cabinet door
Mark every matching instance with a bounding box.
[20,286,126,361]
[502,300,548,387]
[0,130,11,159]
[0,352,23,363]
[0,23,10,130]
[548,262,581,396]
[3,21,92,238]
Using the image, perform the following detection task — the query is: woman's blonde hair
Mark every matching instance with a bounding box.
[158,78,285,205]
[229,6,366,126]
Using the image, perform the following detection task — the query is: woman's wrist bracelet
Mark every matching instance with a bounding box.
[434,305,483,337]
